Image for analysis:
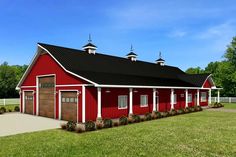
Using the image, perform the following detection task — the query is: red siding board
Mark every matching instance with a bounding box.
[22,53,88,86]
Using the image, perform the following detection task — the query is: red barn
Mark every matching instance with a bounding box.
[16,41,219,123]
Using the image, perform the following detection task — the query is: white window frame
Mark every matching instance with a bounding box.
[188,94,192,103]
[201,92,207,102]
[118,95,128,109]
[140,95,148,107]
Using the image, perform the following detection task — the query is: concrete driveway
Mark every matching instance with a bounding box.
[0,112,65,137]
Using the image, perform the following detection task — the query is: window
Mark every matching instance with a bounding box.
[39,83,55,88]
[25,96,33,100]
[118,95,128,109]
[188,94,192,103]
[62,97,78,103]
[140,95,148,107]
[201,92,207,102]
[62,98,66,103]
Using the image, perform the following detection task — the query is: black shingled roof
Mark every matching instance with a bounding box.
[38,43,210,87]
[126,52,137,56]
[82,42,97,48]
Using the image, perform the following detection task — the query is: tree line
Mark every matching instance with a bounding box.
[0,62,27,98]
[186,36,236,96]
[0,37,235,98]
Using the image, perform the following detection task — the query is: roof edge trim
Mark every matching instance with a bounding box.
[38,44,98,85]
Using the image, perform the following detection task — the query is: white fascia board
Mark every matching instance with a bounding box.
[37,44,98,86]
[201,74,216,88]
[95,84,201,89]
[16,46,41,89]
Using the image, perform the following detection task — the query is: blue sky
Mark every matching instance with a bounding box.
[0,0,236,70]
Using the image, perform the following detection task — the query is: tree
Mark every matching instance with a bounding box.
[0,62,27,98]
[185,67,204,74]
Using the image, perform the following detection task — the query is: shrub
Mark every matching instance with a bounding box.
[119,116,128,125]
[75,125,85,133]
[161,112,169,118]
[177,109,184,114]
[128,116,134,123]
[103,119,113,128]
[0,109,4,114]
[151,112,157,119]
[145,113,152,121]
[0,107,6,113]
[140,117,146,121]
[113,121,119,127]
[154,111,162,118]
[14,106,20,112]
[184,107,190,113]
[189,107,195,112]
[66,121,77,131]
[60,123,67,130]
[96,121,103,129]
[8,109,12,112]
[85,120,96,131]
[169,109,177,116]
[132,114,141,123]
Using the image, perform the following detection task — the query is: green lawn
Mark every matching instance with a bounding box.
[223,103,236,109]
[0,110,236,157]
[0,104,19,112]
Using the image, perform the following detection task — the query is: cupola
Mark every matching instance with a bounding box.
[156,52,165,66]
[82,34,97,54]
[126,45,137,61]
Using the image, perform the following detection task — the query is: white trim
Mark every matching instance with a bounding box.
[129,88,133,114]
[170,89,174,109]
[217,90,220,103]
[22,90,34,114]
[153,89,156,111]
[208,89,212,105]
[19,90,22,112]
[21,86,36,88]
[96,84,201,89]
[185,89,188,108]
[36,74,56,118]
[197,89,200,106]
[16,46,40,89]
[82,86,86,123]
[56,84,93,87]
[201,74,216,88]
[97,87,102,118]
[59,90,79,123]
[38,44,97,85]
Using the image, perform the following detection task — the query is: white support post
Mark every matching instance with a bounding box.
[153,89,156,111]
[82,86,86,123]
[208,89,212,105]
[229,97,231,103]
[217,90,220,103]
[129,88,133,115]
[171,89,174,109]
[97,87,102,119]
[185,89,188,108]
[197,89,200,106]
